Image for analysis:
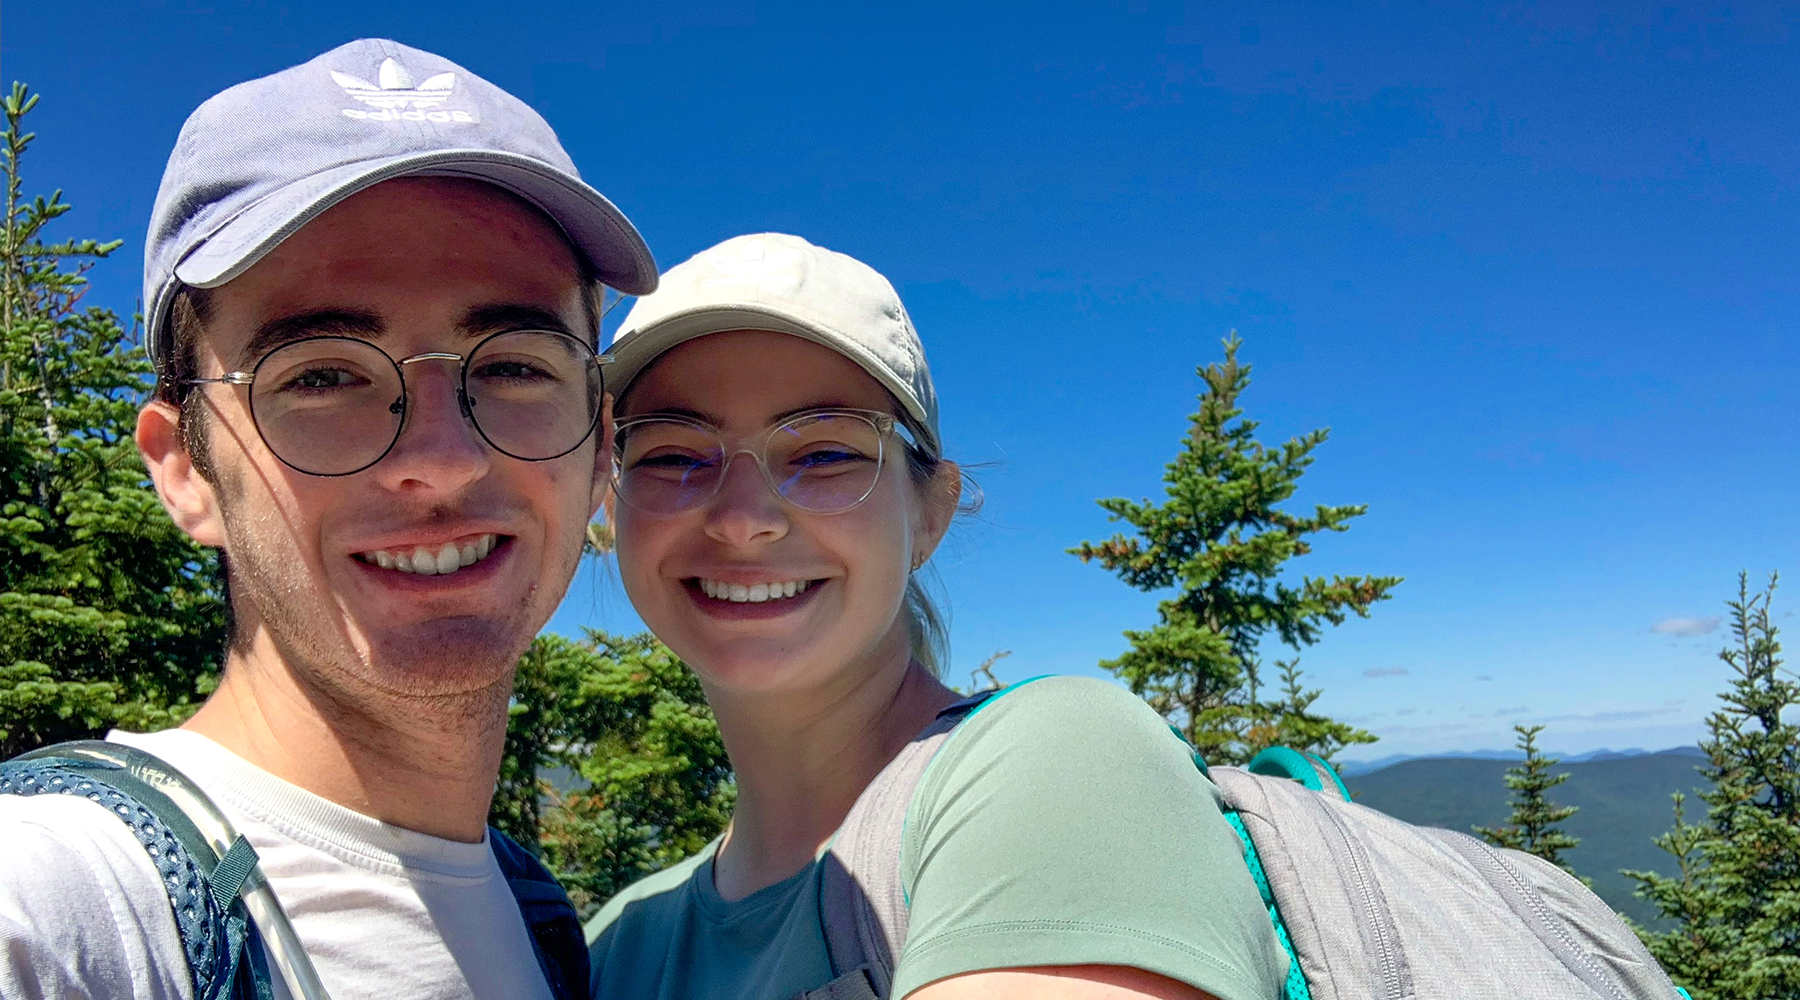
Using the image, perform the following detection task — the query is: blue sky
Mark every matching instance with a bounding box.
[7,2,1796,759]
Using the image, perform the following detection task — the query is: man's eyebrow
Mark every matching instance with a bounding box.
[458,303,577,339]
[238,304,579,368]
[242,310,383,366]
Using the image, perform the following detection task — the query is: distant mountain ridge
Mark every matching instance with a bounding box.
[1338,744,1706,777]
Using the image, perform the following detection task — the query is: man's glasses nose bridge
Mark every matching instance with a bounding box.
[398,350,467,366]
[392,350,475,420]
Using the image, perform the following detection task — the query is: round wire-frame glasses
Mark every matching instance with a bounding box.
[611,407,916,515]
[186,329,609,477]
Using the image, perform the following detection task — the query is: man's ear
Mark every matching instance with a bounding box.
[137,401,225,548]
[912,459,962,566]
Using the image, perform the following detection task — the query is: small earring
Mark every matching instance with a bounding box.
[910,553,924,572]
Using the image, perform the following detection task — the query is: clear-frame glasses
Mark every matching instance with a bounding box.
[187,329,608,477]
[611,408,914,515]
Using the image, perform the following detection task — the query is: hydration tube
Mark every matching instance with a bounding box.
[24,741,332,1000]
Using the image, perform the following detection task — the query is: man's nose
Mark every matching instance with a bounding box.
[370,364,489,494]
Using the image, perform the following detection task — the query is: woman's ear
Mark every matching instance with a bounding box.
[912,459,962,565]
[137,400,226,548]
[589,396,615,521]
[589,483,619,558]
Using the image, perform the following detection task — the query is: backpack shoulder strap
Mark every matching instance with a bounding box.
[807,687,1007,1000]
[1245,746,1353,802]
[489,827,589,1000]
[1,741,274,1000]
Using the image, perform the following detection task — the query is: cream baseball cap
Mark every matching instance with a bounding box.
[606,233,940,456]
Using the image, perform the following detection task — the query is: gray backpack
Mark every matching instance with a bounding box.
[802,684,1690,1000]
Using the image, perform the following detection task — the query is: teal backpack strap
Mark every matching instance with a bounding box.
[1220,810,1314,1000]
[1,741,276,1000]
[488,827,588,1000]
[1246,746,1353,802]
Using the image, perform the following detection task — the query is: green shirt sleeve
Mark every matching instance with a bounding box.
[891,676,1288,1000]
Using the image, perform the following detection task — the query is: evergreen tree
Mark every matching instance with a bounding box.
[1474,724,1581,871]
[1249,658,1379,763]
[490,629,733,916]
[1071,334,1396,765]
[1626,574,1800,1000]
[0,83,226,758]
[490,633,596,851]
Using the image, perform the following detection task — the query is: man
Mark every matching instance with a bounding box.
[0,38,655,999]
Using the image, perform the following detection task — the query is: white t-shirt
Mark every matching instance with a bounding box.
[0,729,555,1000]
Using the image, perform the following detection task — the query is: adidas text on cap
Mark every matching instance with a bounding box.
[607,233,940,457]
[143,38,657,368]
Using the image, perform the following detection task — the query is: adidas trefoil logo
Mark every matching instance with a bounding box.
[331,57,477,124]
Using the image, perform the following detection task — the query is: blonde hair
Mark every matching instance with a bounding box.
[904,575,948,676]
[897,410,976,676]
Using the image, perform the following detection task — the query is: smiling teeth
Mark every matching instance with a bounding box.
[362,534,498,576]
[698,578,810,603]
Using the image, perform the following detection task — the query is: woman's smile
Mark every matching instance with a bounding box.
[694,577,813,602]
[682,575,828,621]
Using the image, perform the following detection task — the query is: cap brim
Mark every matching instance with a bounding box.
[604,304,934,435]
[172,149,657,295]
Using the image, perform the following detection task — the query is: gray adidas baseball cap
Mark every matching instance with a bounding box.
[143,38,657,368]
[607,233,939,456]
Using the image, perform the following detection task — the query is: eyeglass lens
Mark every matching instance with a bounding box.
[247,332,601,476]
[614,412,887,514]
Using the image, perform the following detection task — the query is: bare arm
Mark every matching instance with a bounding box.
[907,964,1221,1000]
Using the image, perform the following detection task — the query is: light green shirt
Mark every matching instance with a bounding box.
[587,676,1287,1000]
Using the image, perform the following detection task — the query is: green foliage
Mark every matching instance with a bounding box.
[1474,724,1581,871]
[1248,657,1380,764]
[491,629,733,917]
[1626,574,1800,1000]
[0,83,226,758]
[1071,334,1397,765]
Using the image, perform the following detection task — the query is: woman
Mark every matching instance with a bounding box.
[586,233,1287,1000]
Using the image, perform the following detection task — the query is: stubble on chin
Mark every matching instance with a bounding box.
[208,447,596,726]
[216,496,530,716]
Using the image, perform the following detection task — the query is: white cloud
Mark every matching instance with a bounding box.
[1363,667,1409,678]
[1651,616,1721,638]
